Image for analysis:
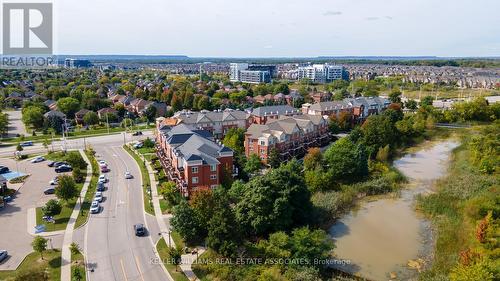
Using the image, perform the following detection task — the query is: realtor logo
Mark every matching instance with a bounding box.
[2,3,53,55]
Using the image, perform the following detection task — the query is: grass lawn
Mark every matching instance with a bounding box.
[191,250,211,281]
[123,145,154,215]
[156,238,189,281]
[35,183,83,232]
[0,250,61,281]
[70,251,86,281]
[74,150,99,229]
[171,231,185,249]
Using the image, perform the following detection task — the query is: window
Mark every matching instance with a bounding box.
[210,185,218,189]
[192,177,198,184]
[210,164,217,172]
[191,167,198,173]
[260,149,266,155]
[210,174,217,180]
[260,140,265,146]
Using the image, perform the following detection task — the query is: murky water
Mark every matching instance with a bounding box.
[329,141,459,281]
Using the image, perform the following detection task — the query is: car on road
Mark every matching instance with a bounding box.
[90,201,100,214]
[100,166,110,173]
[20,141,33,147]
[55,165,72,173]
[49,177,59,185]
[132,131,143,136]
[98,160,107,167]
[133,141,143,149]
[31,156,45,163]
[97,182,105,192]
[98,175,108,183]
[44,187,55,195]
[134,224,146,236]
[0,250,8,263]
[94,192,103,203]
[125,171,133,179]
[0,166,10,174]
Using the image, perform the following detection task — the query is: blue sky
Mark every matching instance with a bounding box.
[55,0,500,57]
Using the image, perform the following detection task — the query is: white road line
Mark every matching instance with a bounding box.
[120,259,129,281]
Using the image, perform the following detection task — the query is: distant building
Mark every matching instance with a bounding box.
[64,59,92,68]
[230,63,272,83]
[302,96,391,120]
[297,64,348,83]
[156,123,234,197]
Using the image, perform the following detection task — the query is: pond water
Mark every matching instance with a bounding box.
[329,141,459,280]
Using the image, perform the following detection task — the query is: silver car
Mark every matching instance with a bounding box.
[90,201,100,214]
[94,192,103,203]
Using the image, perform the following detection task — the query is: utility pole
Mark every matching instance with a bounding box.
[106,113,110,135]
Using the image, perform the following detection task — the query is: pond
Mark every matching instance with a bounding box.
[329,141,459,280]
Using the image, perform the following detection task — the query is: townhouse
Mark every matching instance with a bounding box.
[169,109,250,139]
[249,105,301,125]
[244,115,330,163]
[302,96,391,121]
[156,122,234,197]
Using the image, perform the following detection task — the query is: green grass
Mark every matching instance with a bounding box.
[171,231,185,249]
[74,150,99,229]
[35,183,83,232]
[71,251,86,281]
[0,250,61,281]
[123,145,154,215]
[156,238,190,281]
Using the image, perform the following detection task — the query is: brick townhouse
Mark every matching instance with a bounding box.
[156,122,234,197]
[169,109,250,139]
[250,105,302,125]
[302,96,391,121]
[244,115,330,163]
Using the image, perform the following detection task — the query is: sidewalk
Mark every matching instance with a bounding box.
[60,150,92,281]
[26,207,65,237]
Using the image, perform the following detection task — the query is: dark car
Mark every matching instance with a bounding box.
[134,224,146,236]
[44,187,55,195]
[54,161,69,168]
[47,161,56,167]
[0,167,10,174]
[55,165,72,173]
[20,141,33,147]
[0,250,8,263]
[97,182,105,192]
[132,131,143,136]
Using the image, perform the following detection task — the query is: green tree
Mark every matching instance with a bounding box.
[22,106,45,129]
[83,111,99,125]
[324,137,368,182]
[42,199,61,217]
[388,89,402,103]
[303,147,322,171]
[189,189,215,235]
[70,242,81,255]
[66,151,87,169]
[244,153,261,175]
[72,268,83,281]
[222,128,245,155]
[143,105,157,124]
[31,236,47,260]
[56,97,80,118]
[167,246,183,272]
[268,148,281,168]
[16,143,23,152]
[290,227,333,266]
[171,200,203,244]
[405,99,418,111]
[361,115,397,157]
[207,190,240,257]
[305,168,333,192]
[420,95,434,106]
[72,167,85,183]
[159,181,178,204]
[55,175,78,203]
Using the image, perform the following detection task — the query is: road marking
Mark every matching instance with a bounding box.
[120,259,129,281]
[134,255,146,281]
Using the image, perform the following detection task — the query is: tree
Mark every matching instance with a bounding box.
[171,200,203,244]
[376,144,390,162]
[324,138,368,182]
[44,114,64,133]
[290,227,333,266]
[83,111,99,125]
[56,97,80,118]
[143,105,157,124]
[15,268,48,281]
[42,199,61,217]
[303,147,322,171]
[16,143,23,152]
[268,148,281,168]
[189,189,215,235]
[420,95,434,107]
[159,181,178,204]
[70,242,81,255]
[72,268,84,281]
[167,246,183,272]
[207,190,240,257]
[361,115,397,157]
[305,168,333,192]
[55,175,78,203]
[72,167,85,183]
[244,153,261,174]
[22,106,45,129]
[388,89,402,104]
[66,151,87,169]
[405,99,418,111]
[32,236,47,260]
[222,128,245,155]
[171,94,183,111]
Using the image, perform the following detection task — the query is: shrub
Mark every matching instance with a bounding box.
[42,199,62,217]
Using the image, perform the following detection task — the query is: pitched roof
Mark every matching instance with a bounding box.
[251,105,299,117]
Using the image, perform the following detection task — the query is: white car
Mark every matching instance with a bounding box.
[49,177,59,186]
[31,156,45,163]
[133,142,143,149]
[90,201,100,214]
[98,160,107,168]
[98,175,108,184]
[94,192,103,203]
[125,171,133,179]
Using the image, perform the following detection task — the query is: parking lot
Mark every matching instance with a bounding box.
[0,157,64,270]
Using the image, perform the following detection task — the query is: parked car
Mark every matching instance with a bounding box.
[47,161,56,167]
[98,175,108,184]
[0,250,8,263]
[98,160,107,168]
[133,142,143,149]
[132,131,143,136]
[97,182,105,192]
[125,171,133,179]
[54,161,69,168]
[20,141,33,147]
[55,165,72,173]
[101,166,110,173]
[49,177,59,185]
[44,187,55,195]
[90,201,100,214]
[0,167,10,174]
[31,156,45,163]
[134,224,146,236]
[94,192,103,203]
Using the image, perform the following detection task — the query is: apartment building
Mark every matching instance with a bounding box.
[170,109,250,139]
[156,123,234,197]
[302,96,391,120]
[229,63,272,83]
[244,115,330,163]
[297,64,348,83]
[250,105,302,125]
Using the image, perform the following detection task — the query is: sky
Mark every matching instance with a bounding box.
[54,0,500,57]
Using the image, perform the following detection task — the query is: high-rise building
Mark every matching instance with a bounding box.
[64,58,92,68]
[297,64,348,83]
[229,63,272,83]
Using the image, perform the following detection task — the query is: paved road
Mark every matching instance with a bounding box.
[0,131,153,158]
[5,110,27,138]
[84,145,165,281]
[0,158,63,270]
